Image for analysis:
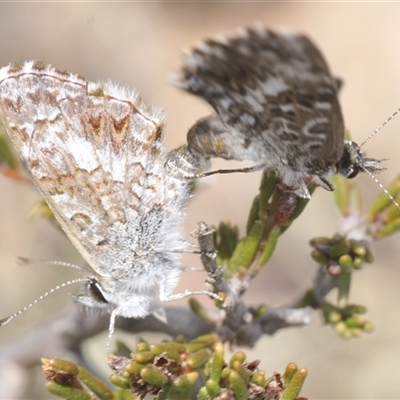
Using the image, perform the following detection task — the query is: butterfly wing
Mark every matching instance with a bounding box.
[174,28,345,175]
[0,61,186,281]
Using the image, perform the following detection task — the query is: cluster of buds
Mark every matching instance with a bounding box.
[321,302,374,340]
[310,234,373,276]
[107,335,307,400]
[309,235,374,339]
[42,357,114,400]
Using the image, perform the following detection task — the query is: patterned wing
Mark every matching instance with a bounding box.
[174,28,345,175]
[0,61,184,278]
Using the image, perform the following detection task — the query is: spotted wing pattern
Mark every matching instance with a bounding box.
[0,60,191,317]
[174,28,346,194]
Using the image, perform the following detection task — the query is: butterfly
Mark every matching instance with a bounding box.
[0,60,215,352]
[173,27,384,199]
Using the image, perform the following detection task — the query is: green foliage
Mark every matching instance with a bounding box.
[43,338,307,400]
[309,234,373,302]
[213,169,312,281]
[321,302,373,339]
[42,357,114,400]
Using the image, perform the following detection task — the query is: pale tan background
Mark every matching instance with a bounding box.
[1,3,400,399]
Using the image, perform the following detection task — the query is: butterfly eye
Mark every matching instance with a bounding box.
[346,166,361,179]
[88,279,108,304]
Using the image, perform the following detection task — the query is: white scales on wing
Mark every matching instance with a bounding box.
[0,60,217,353]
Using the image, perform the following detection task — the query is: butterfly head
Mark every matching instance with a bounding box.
[74,276,165,321]
[74,278,112,311]
[336,140,385,179]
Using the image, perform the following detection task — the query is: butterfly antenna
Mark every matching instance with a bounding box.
[362,167,400,213]
[0,278,87,327]
[360,107,400,147]
[107,309,118,357]
[16,257,84,271]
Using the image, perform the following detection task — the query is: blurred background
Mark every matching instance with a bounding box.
[1,3,400,398]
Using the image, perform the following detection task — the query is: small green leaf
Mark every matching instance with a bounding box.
[374,217,400,239]
[44,357,79,376]
[170,372,199,399]
[189,297,214,322]
[197,387,210,400]
[125,361,145,375]
[338,254,353,272]
[258,169,280,217]
[257,225,281,268]
[133,351,155,364]
[135,341,150,352]
[186,348,212,369]
[140,365,169,386]
[204,342,224,382]
[215,221,239,260]
[109,374,130,389]
[114,388,139,400]
[282,363,298,386]
[45,382,92,400]
[231,360,250,384]
[329,240,351,259]
[229,370,248,400]
[205,378,220,398]
[246,195,261,235]
[281,368,307,400]
[251,370,267,387]
[228,221,264,272]
[229,351,246,365]
[186,334,219,352]
[367,174,400,220]
[78,367,114,400]
[338,271,351,303]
